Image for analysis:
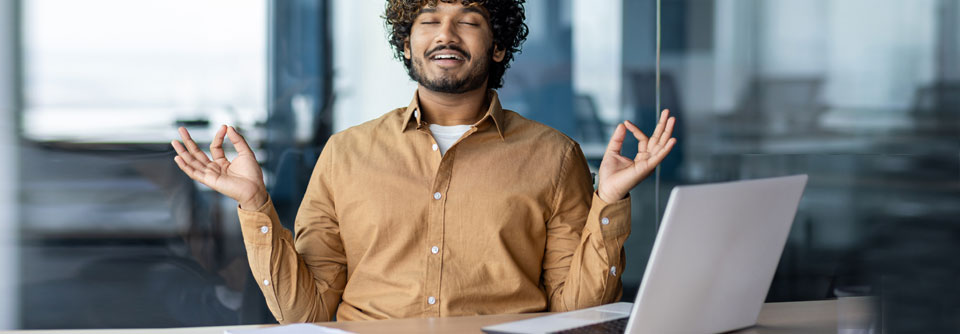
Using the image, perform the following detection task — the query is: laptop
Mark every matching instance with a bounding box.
[483,175,808,334]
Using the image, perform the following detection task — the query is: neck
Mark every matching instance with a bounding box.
[417,85,489,126]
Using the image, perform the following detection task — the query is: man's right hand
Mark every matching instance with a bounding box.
[172,125,268,210]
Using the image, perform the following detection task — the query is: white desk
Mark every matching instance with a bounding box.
[4,298,874,334]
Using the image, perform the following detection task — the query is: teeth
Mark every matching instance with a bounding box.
[433,54,462,60]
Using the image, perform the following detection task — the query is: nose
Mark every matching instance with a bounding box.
[433,19,461,46]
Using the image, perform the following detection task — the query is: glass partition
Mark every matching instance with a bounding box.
[649,0,960,330]
[3,0,959,330]
[14,0,288,328]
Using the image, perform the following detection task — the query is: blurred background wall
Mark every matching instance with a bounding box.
[0,0,958,330]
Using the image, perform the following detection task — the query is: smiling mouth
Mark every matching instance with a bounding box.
[431,54,465,61]
[430,53,466,68]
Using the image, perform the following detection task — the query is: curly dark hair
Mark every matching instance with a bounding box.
[384,0,529,90]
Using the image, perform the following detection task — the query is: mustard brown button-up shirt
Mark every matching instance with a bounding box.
[238,90,631,323]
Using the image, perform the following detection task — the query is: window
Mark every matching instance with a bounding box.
[22,0,267,142]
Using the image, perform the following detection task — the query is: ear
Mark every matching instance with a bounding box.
[492,45,506,63]
[403,37,411,60]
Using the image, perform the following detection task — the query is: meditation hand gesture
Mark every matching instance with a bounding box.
[597,109,677,203]
[171,125,268,210]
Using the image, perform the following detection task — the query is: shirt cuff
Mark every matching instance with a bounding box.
[237,196,282,247]
[586,191,631,240]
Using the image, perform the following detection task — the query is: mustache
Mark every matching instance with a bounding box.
[425,44,472,60]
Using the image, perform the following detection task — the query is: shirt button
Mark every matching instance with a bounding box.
[428,296,436,305]
[263,279,270,286]
[260,226,269,234]
[433,192,442,200]
[601,217,610,225]
[432,143,439,151]
[610,266,617,276]
[431,246,439,254]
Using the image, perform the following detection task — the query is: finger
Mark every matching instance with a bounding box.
[623,120,649,153]
[648,109,670,146]
[174,156,200,180]
[171,139,196,164]
[178,127,211,163]
[226,126,254,155]
[658,117,676,147]
[605,123,627,155]
[650,138,677,164]
[209,125,227,161]
[172,140,210,172]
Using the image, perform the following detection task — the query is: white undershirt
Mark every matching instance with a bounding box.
[428,124,472,156]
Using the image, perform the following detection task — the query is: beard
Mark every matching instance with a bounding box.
[409,45,492,94]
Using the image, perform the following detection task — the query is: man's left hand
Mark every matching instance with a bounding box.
[597,109,677,203]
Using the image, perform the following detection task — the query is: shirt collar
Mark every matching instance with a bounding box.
[401,89,506,140]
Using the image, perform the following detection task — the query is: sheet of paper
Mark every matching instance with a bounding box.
[224,323,355,334]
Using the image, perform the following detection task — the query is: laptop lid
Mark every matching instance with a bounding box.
[625,174,807,334]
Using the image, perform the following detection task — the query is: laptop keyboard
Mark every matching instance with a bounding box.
[550,317,628,334]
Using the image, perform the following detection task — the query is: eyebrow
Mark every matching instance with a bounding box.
[462,6,488,18]
[417,5,489,18]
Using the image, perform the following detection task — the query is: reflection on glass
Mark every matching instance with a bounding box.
[645,0,960,330]
[17,0,269,329]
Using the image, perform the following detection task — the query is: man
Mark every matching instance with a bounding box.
[171,0,676,323]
